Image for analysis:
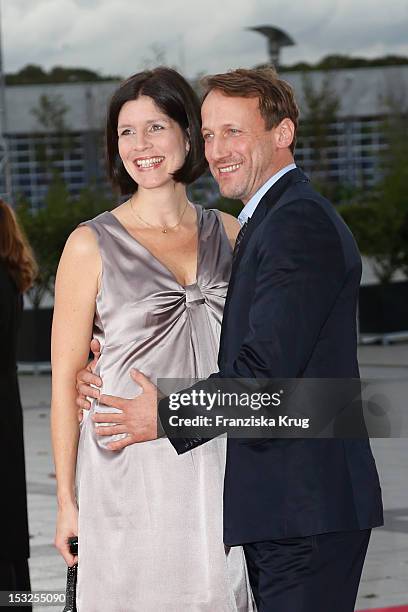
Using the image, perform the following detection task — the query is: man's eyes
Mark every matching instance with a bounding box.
[202,129,241,140]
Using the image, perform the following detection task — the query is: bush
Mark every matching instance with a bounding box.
[17,176,111,308]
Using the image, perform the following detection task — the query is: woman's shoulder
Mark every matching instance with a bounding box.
[79,210,112,232]
[219,210,240,234]
[64,223,101,259]
[72,208,120,247]
[57,225,102,287]
[199,205,239,231]
[199,205,240,249]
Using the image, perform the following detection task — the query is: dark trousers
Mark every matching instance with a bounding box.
[0,559,32,611]
[243,529,371,612]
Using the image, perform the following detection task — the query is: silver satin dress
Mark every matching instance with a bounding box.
[76,206,255,611]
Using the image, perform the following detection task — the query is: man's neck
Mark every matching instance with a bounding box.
[238,162,297,225]
[242,157,296,205]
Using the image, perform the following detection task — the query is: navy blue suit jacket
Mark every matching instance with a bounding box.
[160,167,383,545]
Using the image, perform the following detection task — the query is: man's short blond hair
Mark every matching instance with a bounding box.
[202,67,299,152]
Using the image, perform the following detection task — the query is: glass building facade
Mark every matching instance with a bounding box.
[3,65,407,209]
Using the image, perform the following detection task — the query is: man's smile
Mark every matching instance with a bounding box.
[217,162,243,175]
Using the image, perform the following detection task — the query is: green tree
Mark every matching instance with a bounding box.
[6,64,120,85]
[279,54,408,73]
[298,72,340,200]
[339,90,408,283]
[48,66,107,83]
[30,93,74,177]
[6,64,48,84]
[17,177,72,308]
[31,93,69,132]
[17,177,111,308]
[213,196,242,218]
[340,195,404,283]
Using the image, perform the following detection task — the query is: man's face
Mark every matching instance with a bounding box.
[201,90,278,204]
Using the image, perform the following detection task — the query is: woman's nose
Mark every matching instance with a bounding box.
[131,132,152,151]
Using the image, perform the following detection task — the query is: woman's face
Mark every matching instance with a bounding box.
[117,95,188,190]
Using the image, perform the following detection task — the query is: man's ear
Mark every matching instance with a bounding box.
[276,118,295,149]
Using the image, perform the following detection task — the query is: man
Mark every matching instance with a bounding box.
[76,68,383,611]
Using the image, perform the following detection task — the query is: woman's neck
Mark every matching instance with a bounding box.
[130,182,189,227]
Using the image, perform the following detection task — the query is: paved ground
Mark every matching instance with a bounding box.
[19,343,408,611]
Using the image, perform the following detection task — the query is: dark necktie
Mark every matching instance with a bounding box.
[233,219,249,260]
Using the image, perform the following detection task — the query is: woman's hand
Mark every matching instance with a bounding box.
[76,338,102,418]
[55,502,79,567]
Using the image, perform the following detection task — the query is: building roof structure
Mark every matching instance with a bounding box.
[4,64,408,135]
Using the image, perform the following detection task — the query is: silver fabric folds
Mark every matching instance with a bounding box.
[75,206,255,611]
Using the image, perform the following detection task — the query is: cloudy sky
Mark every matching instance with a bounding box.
[3,0,408,78]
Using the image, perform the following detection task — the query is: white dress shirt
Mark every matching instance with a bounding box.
[237,163,297,226]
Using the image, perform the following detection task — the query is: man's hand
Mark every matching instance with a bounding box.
[76,338,102,419]
[92,369,158,450]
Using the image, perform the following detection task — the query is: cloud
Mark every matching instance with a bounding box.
[3,0,408,78]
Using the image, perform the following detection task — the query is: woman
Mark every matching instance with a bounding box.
[0,200,37,611]
[51,67,255,611]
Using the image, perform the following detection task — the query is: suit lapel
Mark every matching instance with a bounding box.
[219,168,309,361]
[230,167,309,276]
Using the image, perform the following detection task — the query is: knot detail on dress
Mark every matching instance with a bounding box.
[185,283,206,307]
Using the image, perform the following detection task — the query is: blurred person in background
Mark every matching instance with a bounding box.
[0,200,37,610]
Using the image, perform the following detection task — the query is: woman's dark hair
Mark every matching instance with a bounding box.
[106,67,207,194]
[0,200,37,293]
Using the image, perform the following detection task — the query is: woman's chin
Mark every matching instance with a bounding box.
[135,176,175,191]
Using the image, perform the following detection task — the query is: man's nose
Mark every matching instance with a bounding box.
[211,136,230,162]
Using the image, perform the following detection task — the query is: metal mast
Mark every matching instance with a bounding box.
[247,26,295,71]
[0,0,12,203]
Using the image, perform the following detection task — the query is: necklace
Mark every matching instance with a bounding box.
[129,198,189,234]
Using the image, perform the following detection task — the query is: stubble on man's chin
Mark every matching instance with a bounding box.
[219,184,246,201]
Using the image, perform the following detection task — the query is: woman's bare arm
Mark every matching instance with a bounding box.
[51,225,101,563]
[220,211,241,249]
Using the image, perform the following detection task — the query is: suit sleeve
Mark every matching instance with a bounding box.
[159,199,347,453]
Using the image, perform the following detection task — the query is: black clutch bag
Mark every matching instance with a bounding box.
[62,537,78,612]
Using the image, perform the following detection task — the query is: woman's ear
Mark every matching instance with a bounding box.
[185,128,191,153]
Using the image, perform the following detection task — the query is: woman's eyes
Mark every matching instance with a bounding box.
[119,125,164,136]
[149,124,164,132]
